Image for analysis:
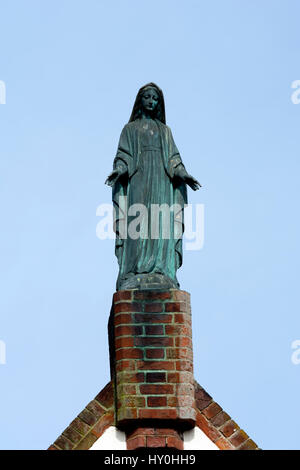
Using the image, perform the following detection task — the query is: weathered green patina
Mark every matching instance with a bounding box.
[105,83,200,291]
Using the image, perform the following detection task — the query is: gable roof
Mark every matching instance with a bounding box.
[48,380,259,450]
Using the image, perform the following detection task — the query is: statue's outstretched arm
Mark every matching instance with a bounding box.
[167,126,201,191]
[105,164,128,187]
[174,164,202,191]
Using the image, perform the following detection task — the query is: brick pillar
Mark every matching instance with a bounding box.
[108,289,196,448]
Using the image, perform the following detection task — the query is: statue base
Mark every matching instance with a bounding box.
[108,289,196,432]
[117,273,179,291]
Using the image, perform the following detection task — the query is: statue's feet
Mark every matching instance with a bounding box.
[117,273,179,291]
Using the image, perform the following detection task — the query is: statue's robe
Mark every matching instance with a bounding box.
[112,118,187,290]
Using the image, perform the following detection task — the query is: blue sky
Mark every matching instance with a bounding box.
[0,0,300,450]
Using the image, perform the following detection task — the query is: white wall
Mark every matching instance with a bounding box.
[90,426,127,450]
[183,428,219,450]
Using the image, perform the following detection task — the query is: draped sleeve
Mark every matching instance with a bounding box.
[113,124,135,177]
[166,126,186,178]
[112,125,134,265]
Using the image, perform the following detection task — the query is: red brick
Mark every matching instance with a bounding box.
[62,427,82,445]
[196,410,222,442]
[167,396,177,407]
[115,325,143,337]
[120,396,145,408]
[134,291,172,300]
[139,408,178,420]
[126,427,156,438]
[168,371,194,384]
[211,411,231,428]
[118,407,138,421]
[115,348,143,360]
[173,395,195,407]
[165,325,191,336]
[116,372,145,384]
[166,372,180,383]
[144,303,163,313]
[145,325,164,335]
[137,360,175,370]
[147,396,167,407]
[127,435,146,450]
[145,348,165,359]
[91,411,114,438]
[175,384,195,403]
[114,302,143,313]
[215,437,235,450]
[147,436,167,447]
[117,384,136,395]
[115,336,134,349]
[174,313,188,324]
[238,439,258,450]
[176,383,194,395]
[146,372,166,382]
[114,313,133,326]
[134,313,172,324]
[86,400,106,419]
[165,302,186,312]
[154,428,180,437]
[171,291,189,301]
[166,348,193,360]
[54,435,74,450]
[175,360,193,372]
[202,402,222,420]
[194,385,212,411]
[135,336,173,347]
[47,445,59,450]
[229,430,248,447]
[175,336,193,348]
[115,360,136,372]
[69,417,90,436]
[94,382,114,409]
[177,407,197,421]
[140,384,174,395]
[78,409,98,426]
[127,427,182,439]
[114,291,132,302]
[167,436,184,450]
[220,420,239,438]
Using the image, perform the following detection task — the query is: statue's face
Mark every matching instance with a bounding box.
[141,88,159,113]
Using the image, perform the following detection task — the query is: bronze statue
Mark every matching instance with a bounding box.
[105,83,201,290]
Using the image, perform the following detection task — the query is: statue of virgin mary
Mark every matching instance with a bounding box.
[105,83,200,291]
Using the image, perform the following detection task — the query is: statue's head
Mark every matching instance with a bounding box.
[129,82,166,124]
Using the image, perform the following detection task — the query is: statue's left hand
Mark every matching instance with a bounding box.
[174,165,201,191]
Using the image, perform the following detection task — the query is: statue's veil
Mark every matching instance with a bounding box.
[129,82,166,124]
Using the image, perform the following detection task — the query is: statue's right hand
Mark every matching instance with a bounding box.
[105,167,127,186]
[105,169,119,187]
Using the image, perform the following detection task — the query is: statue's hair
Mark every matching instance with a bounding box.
[129,82,166,124]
